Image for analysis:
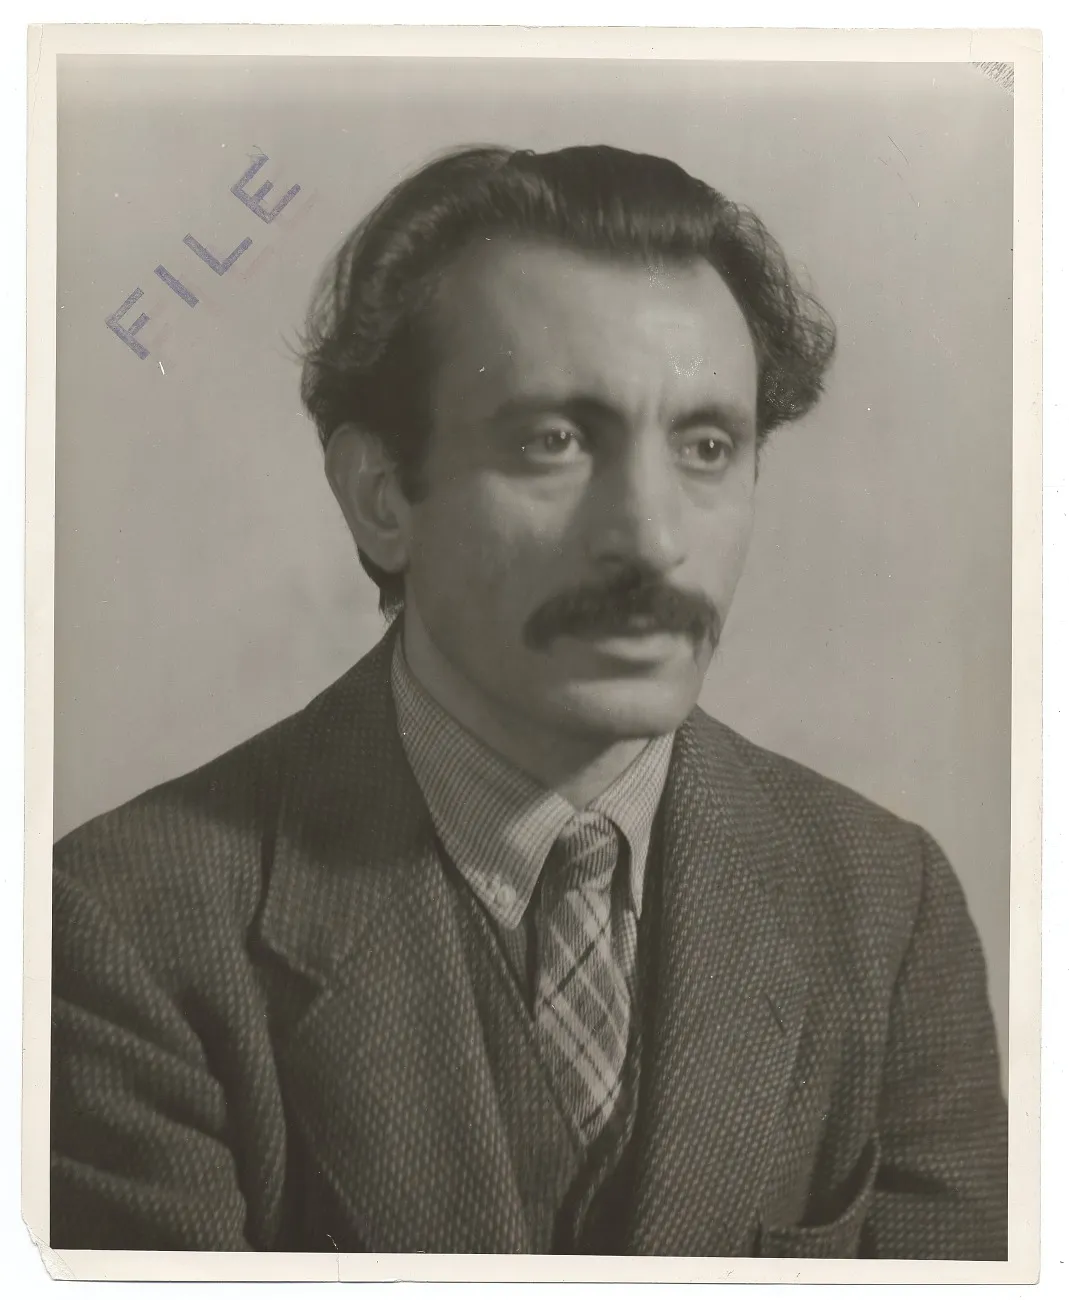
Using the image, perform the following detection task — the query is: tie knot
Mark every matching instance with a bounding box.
[548,811,621,894]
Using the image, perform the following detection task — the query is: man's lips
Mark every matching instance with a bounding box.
[566,616,682,638]
[557,624,695,666]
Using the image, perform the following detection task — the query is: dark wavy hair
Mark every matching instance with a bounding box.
[299,144,837,612]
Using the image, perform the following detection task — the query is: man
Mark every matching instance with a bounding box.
[51,144,1007,1258]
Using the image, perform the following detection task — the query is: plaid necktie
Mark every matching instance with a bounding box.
[534,811,632,1146]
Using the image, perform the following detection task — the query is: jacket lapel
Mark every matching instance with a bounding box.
[626,710,810,1256]
[255,629,530,1253]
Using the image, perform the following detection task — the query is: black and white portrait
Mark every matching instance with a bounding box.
[27,27,1040,1281]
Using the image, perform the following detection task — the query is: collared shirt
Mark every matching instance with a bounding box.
[390,635,674,987]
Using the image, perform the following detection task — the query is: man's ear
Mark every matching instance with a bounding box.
[324,424,411,577]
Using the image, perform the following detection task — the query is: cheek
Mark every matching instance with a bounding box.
[723,493,756,576]
[406,479,568,618]
[685,487,756,595]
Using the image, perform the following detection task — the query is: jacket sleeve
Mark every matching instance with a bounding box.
[50,865,254,1251]
[863,826,1009,1260]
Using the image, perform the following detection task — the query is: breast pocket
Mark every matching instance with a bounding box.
[757,1136,880,1259]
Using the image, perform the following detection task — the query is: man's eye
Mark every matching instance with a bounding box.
[678,434,734,472]
[520,428,585,462]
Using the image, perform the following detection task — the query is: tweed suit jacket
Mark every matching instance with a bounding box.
[50,629,1008,1258]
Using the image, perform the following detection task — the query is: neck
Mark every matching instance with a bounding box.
[400,610,649,809]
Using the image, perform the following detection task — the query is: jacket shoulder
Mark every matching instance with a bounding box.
[689,708,932,935]
[693,708,915,831]
[53,667,358,923]
[723,718,912,831]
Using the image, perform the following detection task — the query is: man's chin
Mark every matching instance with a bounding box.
[544,674,704,742]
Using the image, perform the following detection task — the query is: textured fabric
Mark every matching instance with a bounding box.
[444,865,585,1252]
[390,632,673,929]
[534,813,631,1144]
[50,623,1009,1257]
[443,835,644,1247]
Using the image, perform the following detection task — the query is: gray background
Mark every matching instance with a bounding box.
[55,56,1012,1067]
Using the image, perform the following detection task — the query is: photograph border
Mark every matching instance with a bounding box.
[24,22,1043,1284]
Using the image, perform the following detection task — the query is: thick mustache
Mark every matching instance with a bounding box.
[523,573,721,652]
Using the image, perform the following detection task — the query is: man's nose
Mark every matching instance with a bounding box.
[586,440,687,575]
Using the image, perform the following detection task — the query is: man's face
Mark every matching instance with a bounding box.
[401,239,759,743]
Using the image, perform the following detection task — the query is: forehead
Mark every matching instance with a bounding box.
[426,239,758,425]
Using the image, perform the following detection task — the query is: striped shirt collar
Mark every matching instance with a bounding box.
[390,634,675,931]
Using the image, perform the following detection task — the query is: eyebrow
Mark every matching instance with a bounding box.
[487,393,756,439]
